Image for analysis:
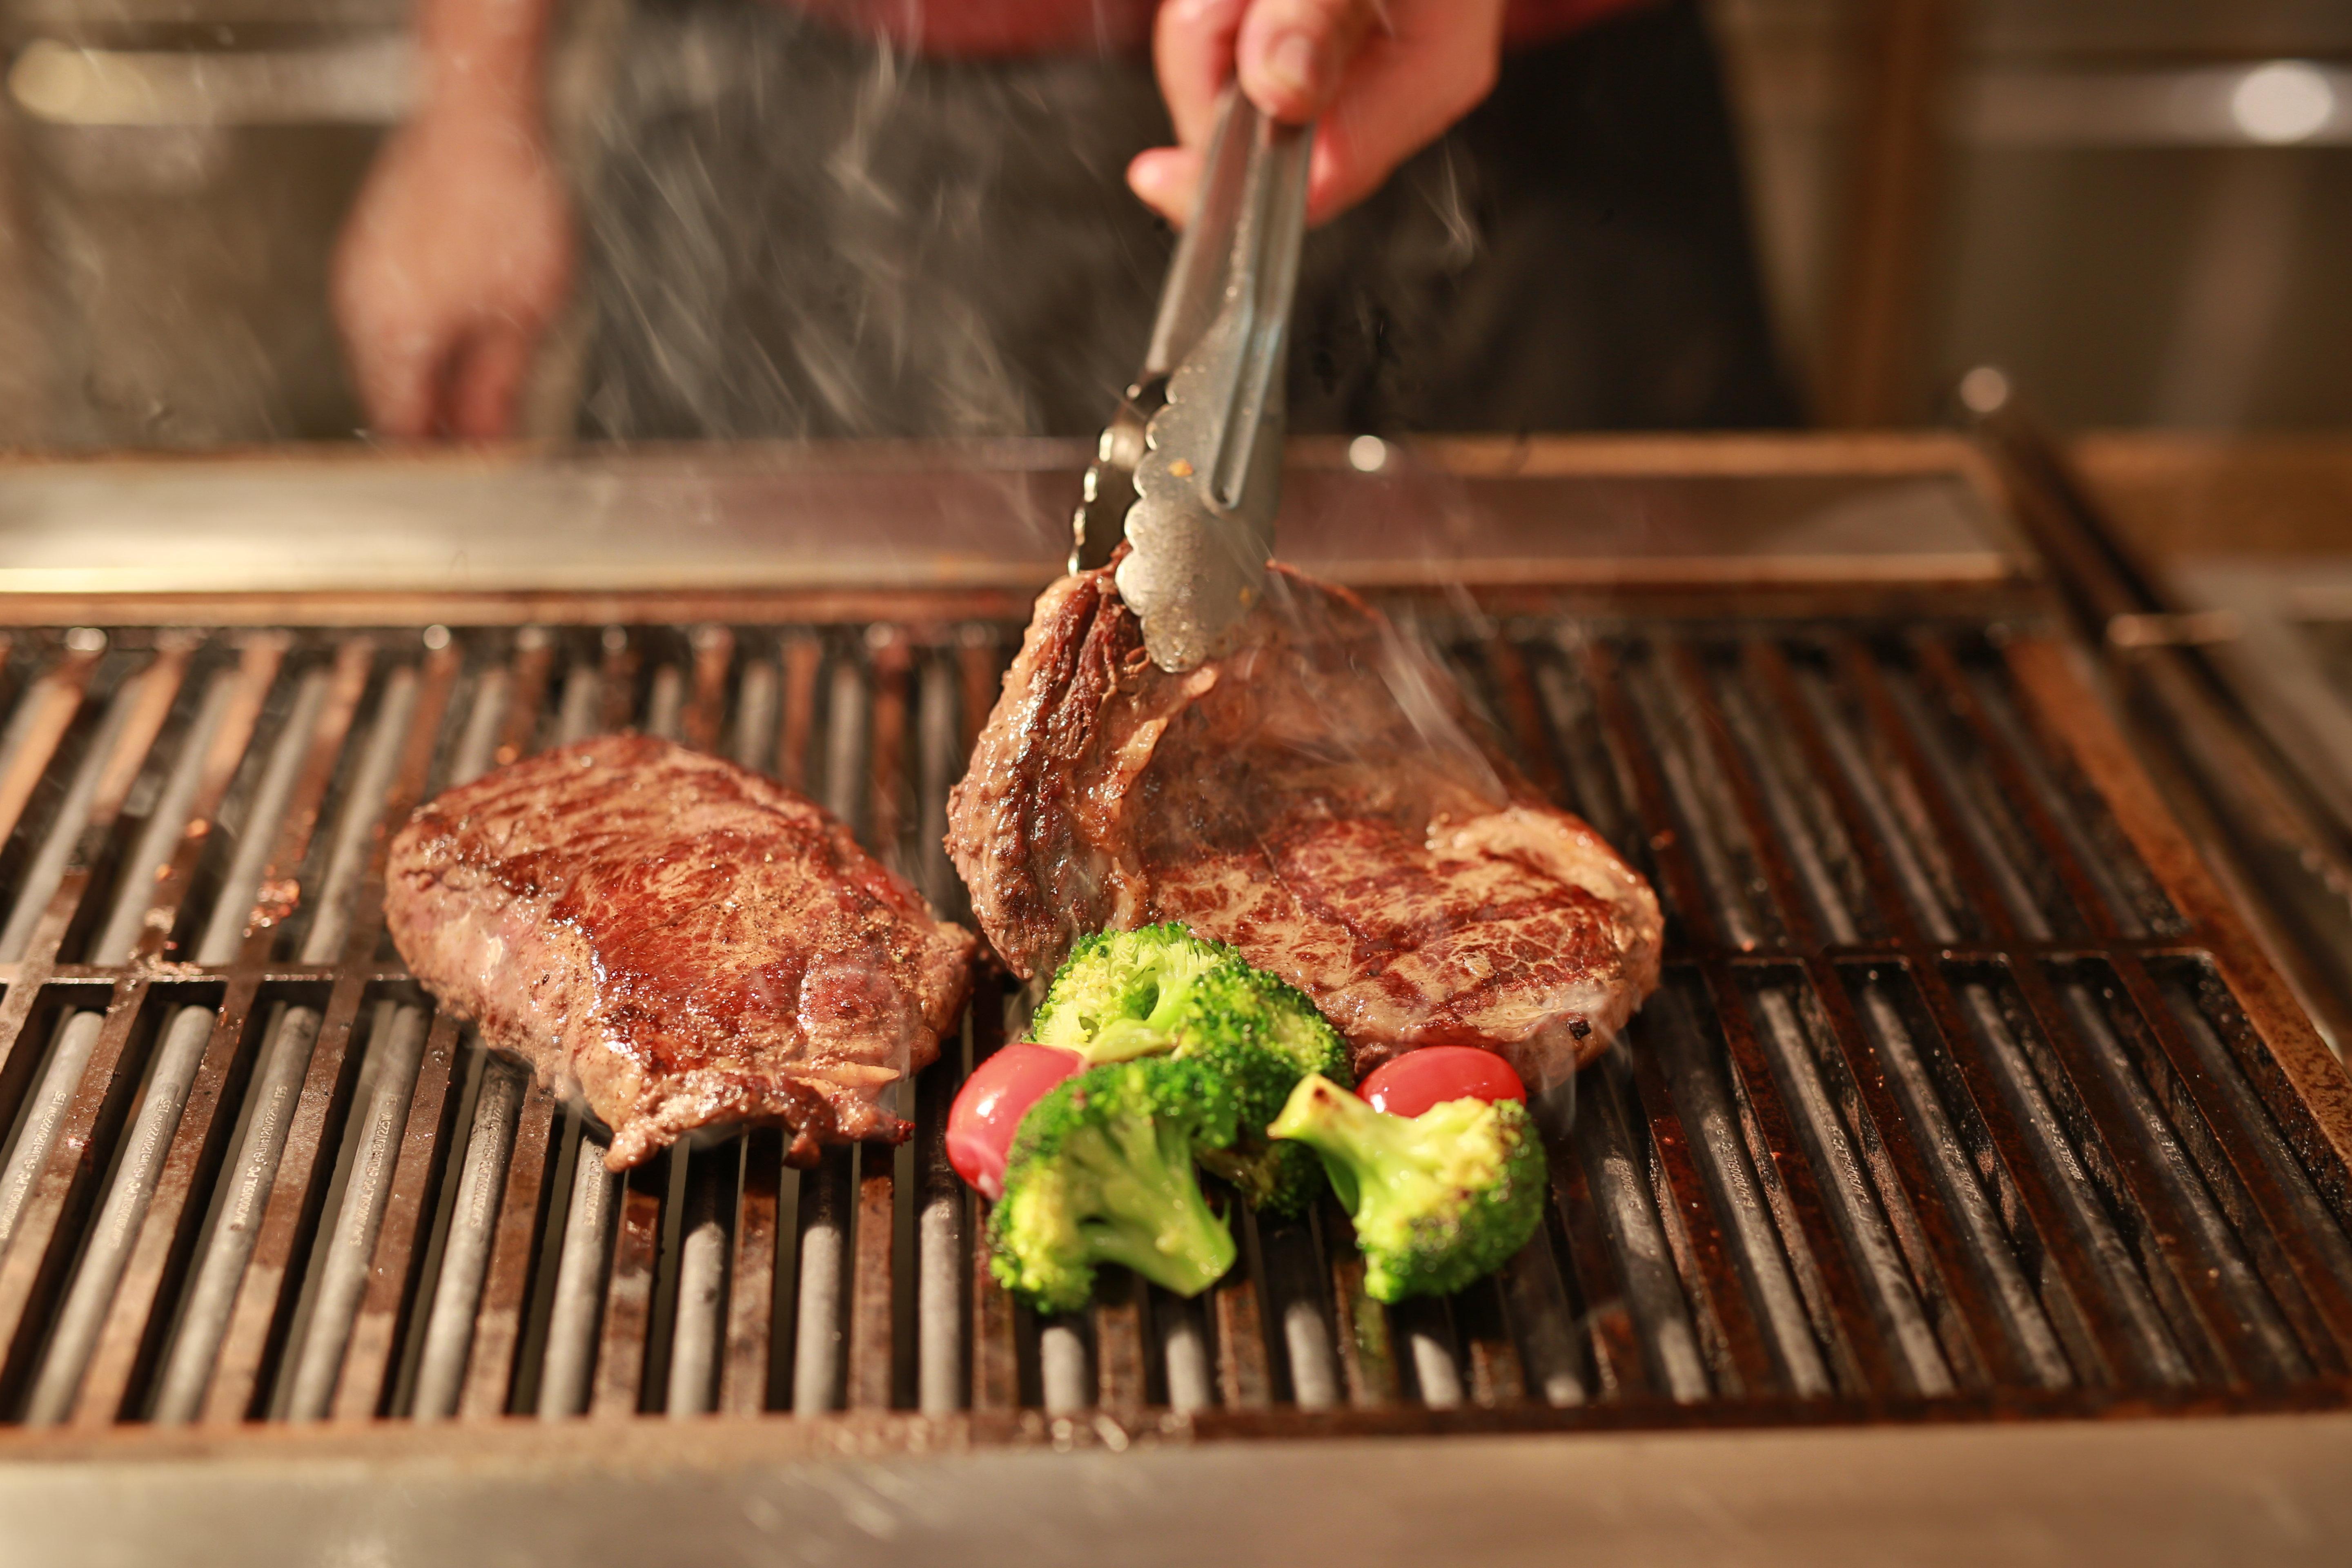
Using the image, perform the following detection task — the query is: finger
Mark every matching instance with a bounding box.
[1127,146,1201,226]
[1153,0,1247,150]
[448,323,535,441]
[1235,0,1377,124]
[350,317,449,441]
[1301,2,1502,223]
[330,236,446,440]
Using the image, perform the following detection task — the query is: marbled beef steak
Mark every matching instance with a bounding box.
[386,734,974,1169]
[946,564,1664,1089]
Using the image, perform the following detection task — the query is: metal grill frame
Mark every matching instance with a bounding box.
[0,438,2341,1470]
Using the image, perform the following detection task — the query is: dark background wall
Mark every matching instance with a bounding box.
[0,0,2346,445]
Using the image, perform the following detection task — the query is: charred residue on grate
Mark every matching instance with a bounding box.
[0,613,2338,1441]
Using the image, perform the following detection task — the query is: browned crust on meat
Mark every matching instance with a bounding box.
[947,565,1664,1087]
[388,734,975,1169]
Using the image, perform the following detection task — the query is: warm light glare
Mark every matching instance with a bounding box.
[1958,365,2011,416]
[2231,61,2335,145]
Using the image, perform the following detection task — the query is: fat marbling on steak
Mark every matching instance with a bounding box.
[387,734,974,1169]
[946,564,1664,1089]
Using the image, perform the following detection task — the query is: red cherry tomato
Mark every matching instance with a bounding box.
[946,1043,1083,1200]
[1359,1047,1527,1119]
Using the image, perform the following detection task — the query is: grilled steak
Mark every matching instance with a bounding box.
[947,565,1663,1088]
[386,734,974,1169]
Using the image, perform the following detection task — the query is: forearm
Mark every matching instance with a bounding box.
[413,0,559,120]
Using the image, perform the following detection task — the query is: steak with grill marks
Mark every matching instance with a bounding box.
[946,564,1664,1089]
[386,734,975,1169]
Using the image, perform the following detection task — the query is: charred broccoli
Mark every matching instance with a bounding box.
[1030,923,1351,1214]
[987,1057,1238,1312]
[1268,1073,1546,1302]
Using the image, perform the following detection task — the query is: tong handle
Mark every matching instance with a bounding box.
[1202,103,1311,512]
[1144,86,1311,510]
[1073,85,1311,582]
[1143,86,1258,379]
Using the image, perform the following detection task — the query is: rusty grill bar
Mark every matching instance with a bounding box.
[0,608,2344,1439]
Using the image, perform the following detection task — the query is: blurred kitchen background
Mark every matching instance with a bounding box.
[0,0,2346,447]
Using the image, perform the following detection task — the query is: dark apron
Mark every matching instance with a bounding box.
[575,0,1797,440]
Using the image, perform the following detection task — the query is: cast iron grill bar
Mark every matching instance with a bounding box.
[138,645,369,1419]
[1496,1221,1584,1405]
[445,633,561,1420]
[1596,641,1895,1394]
[966,974,1019,1412]
[1832,636,2289,1385]
[1911,644,2352,1365]
[389,654,529,1420]
[0,644,102,882]
[1575,639,1796,1396]
[850,631,909,1415]
[1740,640,2077,1389]
[0,653,182,1254]
[1911,655,2343,1372]
[1258,1216,1339,1409]
[26,639,285,1426]
[0,614,2333,1438]
[532,640,631,1421]
[1909,642,2127,939]
[1900,630,2323,1382]
[64,648,324,1428]
[1519,650,1688,1404]
[0,641,192,1420]
[913,652,968,1417]
[120,643,375,1423]
[662,628,743,1422]
[1459,1277,1526,1405]
[2117,964,2352,1368]
[1322,1212,1394,1405]
[1544,1124,1644,1398]
[2004,634,2352,1296]
[1875,638,2301,1379]
[335,989,466,1412]
[1523,644,1710,1401]
[1212,1241,1272,1408]
[1566,1057,1710,1400]
[1705,642,2020,1387]
[289,642,468,1420]
[1494,635,1788,1401]
[590,1158,661,1416]
[1748,639,2172,1386]
[1651,639,1947,1395]
[198,651,452,1424]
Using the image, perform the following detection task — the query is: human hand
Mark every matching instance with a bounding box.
[1129,0,1508,227]
[332,101,574,439]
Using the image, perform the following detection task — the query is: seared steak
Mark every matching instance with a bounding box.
[387,734,974,1169]
[947,565,1663,1088]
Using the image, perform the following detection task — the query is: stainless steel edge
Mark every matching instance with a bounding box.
[0,1412,2343,1567]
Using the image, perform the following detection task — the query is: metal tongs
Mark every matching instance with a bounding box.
[1073,87,1312,672]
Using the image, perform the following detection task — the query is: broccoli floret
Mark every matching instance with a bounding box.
[1030,923,1351,1216]
[987,1057,1238,1312]
[1268,1073,1546,1303]
[1199,1138,1327,1218]
[1182,965,1354,1215]
[1030,923,1235,1061]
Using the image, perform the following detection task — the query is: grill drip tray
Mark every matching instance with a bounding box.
[0,609,2343,1444]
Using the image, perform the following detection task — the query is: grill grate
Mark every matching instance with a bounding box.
[0,609,2344,1439]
